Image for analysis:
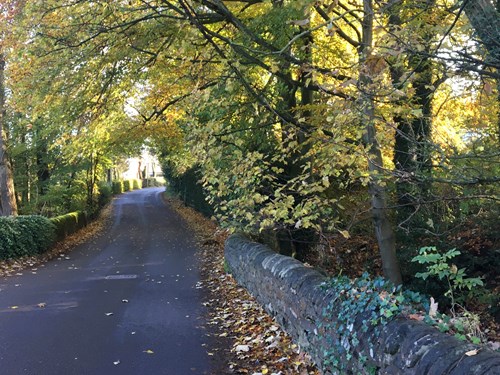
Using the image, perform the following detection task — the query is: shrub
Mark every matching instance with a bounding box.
[123,180,131,192]
[112,181,123,195]
[50,211,88,241]
[141,178,164,187]
[0,218,17,259]
[132,179,142,190]
[0,216,56,260]
[98,182,113,207]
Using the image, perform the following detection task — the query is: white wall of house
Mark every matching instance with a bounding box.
[122,149,163,180]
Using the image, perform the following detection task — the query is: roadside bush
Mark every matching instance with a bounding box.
[50,211,88,241]
[141,178,164,187]
[0,216,56,260]
[123,180,131,192]
[112,181,123,194]
[0,218,17,259]
[98,182,113,207]
[132,179,142,190]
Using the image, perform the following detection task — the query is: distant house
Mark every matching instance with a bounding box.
[122,150,163,180]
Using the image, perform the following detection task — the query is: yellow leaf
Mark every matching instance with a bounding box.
[144,349,154,354]
[270,64,279,74]
[339,230,350,239]
[10,306,19,309]
[450,264,458,274]
[484,82,493,95]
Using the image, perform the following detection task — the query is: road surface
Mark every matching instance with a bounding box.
[0,188,218,374]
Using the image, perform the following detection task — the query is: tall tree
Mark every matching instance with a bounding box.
[0,1,22,216]
[385,1,445,226]
[0,53,17,216]
[358,0,402,284]
[10,0,497,284]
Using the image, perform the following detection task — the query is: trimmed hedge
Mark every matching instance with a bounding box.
[0,216,56,260]
[50,211,88,241]
[141,178,164,187]
[123,180,131,192]
[112,179,144,194]
[98,182,113,207]
[112,181,124,194]
[132,179,142,190]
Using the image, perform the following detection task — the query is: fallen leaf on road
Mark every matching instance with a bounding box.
[10,306,18,309]
[37,303,46,308]
[465,349,478,356]
[143,349,154,354]
[122,299,129,303]
[113,360,120,365]
[235,345,250,352]
[105,312,114,316]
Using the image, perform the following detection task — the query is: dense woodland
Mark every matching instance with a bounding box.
[0,0,499,334]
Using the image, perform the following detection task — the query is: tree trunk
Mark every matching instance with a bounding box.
[36,142,50,195]
[360,0,402,284]
[0,52,18,216]
[388,2,435,225]
[463,0,500,65]
[464,0,500,140]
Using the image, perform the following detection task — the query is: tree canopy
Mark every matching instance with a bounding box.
[0,0,498,286]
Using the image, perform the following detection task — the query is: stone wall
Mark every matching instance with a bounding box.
[225,233,500,374]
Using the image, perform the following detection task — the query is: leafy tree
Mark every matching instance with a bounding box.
[0,0,24,216]
[3,1,498,286]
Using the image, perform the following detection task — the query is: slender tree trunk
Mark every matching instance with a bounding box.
[36,140,50,195]
[496,0,500,142]
[360,0,402,284]
[388,2,435,225]
[10,114,29,207]
[276,21,316,261]
[0,52,18,216]
[497,80,500,141]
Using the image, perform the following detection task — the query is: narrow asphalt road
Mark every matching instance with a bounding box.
[0,188,218,375]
